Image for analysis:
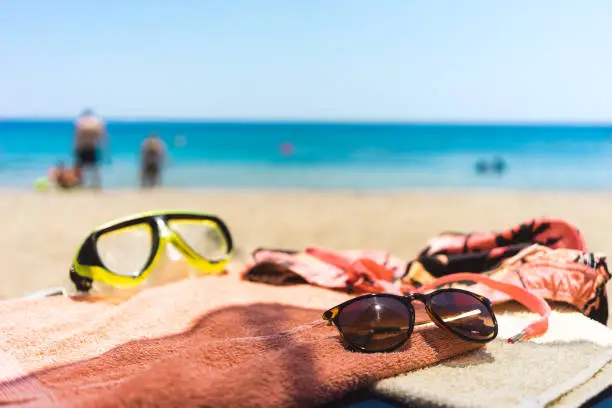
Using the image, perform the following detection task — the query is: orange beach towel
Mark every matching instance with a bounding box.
[0,273,482,408]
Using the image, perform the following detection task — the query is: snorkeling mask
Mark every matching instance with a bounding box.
[69,210,233,295]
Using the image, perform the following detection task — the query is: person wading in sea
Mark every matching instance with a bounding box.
[73,109,108,189]
[140,133,167,188]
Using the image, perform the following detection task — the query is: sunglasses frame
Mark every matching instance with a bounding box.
[322,288,498,353]
[70,210,233,292]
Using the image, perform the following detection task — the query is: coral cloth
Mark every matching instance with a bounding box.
[241,221,609,326]
[0,273,483,408]
[244,217,586,290]
[416,217,586,260]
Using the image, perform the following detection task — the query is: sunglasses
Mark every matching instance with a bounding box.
[322,288,498,353]
[70,210,233,292]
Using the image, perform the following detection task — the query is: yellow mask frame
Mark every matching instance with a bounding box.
[69,210,234,292]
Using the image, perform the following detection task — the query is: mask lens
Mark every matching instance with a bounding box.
[428,290,497,341]
[96,223,153,277]
[337,296,412,352]
[167,219,229,261]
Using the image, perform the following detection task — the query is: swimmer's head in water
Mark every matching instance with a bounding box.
[81,108,95,117]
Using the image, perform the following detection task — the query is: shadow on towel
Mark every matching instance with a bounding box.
[0,303,485,408]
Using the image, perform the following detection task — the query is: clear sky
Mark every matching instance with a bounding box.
[1,1,611,122]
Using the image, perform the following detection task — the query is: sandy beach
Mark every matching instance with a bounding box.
[1,188,611,321]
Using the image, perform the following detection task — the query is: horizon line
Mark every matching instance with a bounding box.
[1,116,612,127]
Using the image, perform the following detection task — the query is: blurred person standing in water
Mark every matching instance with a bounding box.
[73,109,108,189]
[140,133,167,188]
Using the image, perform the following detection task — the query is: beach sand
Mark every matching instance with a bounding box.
[1,189,611,324]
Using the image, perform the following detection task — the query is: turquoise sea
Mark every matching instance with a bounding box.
[1,120,612,190]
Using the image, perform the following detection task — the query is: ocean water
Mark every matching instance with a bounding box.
[1,120,611,190]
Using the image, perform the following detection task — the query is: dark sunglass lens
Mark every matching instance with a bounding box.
[337,297,412,352]
[428,291,496,341]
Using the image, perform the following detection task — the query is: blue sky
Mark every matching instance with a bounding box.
[1,1,611,122]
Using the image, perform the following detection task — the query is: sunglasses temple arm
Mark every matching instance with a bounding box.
[415,272,551,343]
[20,287,68,299]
